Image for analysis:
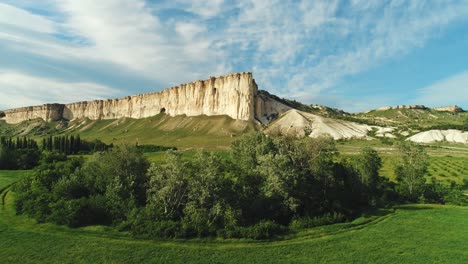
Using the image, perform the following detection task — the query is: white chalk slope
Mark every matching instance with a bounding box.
[408,130,468,144]
[265,109,394,139]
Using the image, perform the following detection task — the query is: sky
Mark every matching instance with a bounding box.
[0,0,467,113]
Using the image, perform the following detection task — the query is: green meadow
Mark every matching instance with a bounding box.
[0,170,467,263]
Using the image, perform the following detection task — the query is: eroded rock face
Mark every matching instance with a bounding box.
[1,104,64,124]
[432,105,464,113]
[254,92,291,124]
[375,105,427,111]
[2,72,286,124]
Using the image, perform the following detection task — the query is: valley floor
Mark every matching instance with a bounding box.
[0,171,467,263]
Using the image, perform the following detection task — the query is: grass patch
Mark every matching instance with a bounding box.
[0,170,32,189]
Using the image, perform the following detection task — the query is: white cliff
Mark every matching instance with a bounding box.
[1,72,288,125]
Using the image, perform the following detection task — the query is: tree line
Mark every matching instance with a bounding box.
[0,137,40,170]
[14,132,467,240]
[0,135,112,170]
[41,135,113,155]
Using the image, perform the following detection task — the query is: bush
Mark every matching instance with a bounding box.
[224,221,285,240]
[443,188,468,206]
[289,212,346,231]
[130,208,183,239]
[136,144,177,153]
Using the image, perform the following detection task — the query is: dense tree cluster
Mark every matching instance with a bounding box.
[0,137,40,170]
[15,147,148,227]
[13,133,389,239]
[13,132,467,240]
[41,135,113,155]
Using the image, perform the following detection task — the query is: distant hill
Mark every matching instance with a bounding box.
[354,106,467,130]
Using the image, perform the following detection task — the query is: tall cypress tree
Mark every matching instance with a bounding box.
[76,135,81,153]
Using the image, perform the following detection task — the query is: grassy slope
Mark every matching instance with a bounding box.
[0,171,467,263]
[0,114,257,150]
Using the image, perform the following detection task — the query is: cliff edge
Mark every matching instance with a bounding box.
[0,72,288,125]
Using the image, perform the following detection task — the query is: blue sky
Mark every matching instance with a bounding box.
[0,0,467,112]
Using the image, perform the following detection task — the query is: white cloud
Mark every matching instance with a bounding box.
[0,1,223,85]
[413,71,468,108]
[175,22,206,40]
[0,71,119,109]
[0,3,56,33]
[176,0,225,19]
[283,0,468,100]
[0,0,467,111]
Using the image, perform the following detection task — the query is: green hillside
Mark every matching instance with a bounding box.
[0,114,257,150]
[355,108,468,130]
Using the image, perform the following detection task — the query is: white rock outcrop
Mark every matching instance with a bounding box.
[408,129,468,144]
[375,105,427,111]
[0,73,289,125]
[265,109,395,140]
[432,105,464,113]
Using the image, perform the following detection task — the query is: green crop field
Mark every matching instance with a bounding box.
[379,156,468,188]
[336,140,468,191]
[0,170,467,263]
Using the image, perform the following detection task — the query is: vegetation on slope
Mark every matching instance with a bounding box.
[0,114,257,149]
[355,108,468,130]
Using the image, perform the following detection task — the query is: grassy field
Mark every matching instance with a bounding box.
[0,170,32,190]
[0,171,467,263]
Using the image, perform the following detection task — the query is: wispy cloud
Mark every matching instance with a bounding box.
[0,3,56,33]
[0,71,119,109]
[0,0,467,111]
[413,71,468,108]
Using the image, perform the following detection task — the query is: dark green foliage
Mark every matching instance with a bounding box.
[42,135,112,154]
[15,146,148,227]
[14,132,463,240]
[0,137,40,170]
[227,220,286,240]
[421,178,468,206]
[394,141,429,201]
[289,212,346,231]
[464,117,468,132]
[131,133,387,239]
[14,153,83,223]
[136,144,177,153]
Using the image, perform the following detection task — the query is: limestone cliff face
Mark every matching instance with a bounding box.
[2,104,64,124]
[1,72,287,124]
[63,72,257,122]
[432,105,464,113]
[376,105,427,111]
[254,91,291,124]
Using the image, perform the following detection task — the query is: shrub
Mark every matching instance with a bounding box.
[136,144,177,153]
[289,212,346,231]
[130,208,183,239]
